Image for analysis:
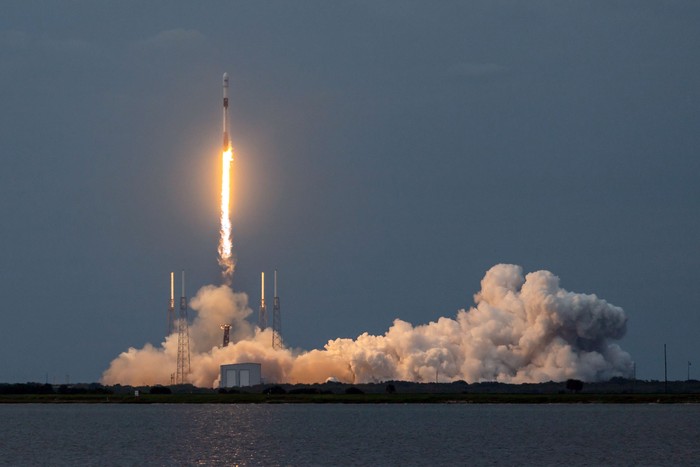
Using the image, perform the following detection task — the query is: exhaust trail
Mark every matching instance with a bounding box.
[218,147,234,282]
[218,72,234,283]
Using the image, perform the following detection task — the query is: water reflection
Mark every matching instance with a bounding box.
[1,404,699,465]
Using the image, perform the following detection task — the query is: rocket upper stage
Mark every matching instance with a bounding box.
[222,72,230,150]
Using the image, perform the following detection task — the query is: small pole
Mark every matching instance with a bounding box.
[664,344,668,394]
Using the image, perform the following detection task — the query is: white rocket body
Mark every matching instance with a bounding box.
[223,72,230,150]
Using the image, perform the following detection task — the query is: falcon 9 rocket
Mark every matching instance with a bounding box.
[223,72,230,151]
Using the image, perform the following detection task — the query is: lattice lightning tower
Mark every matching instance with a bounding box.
[176,270,191,384]
[167,272,175,337]
[258,272,267,330]
[272,269,282,349]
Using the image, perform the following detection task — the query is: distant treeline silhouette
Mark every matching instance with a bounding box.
[2,378,700,396]
[0,383,112,395]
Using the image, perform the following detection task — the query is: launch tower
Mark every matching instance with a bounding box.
[220,324,231,347]
[167,272,175,336]
[259,272,267,329]
[176,270,191,384]
[272,269,282,349]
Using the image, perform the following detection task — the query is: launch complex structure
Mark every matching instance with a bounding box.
[272,270,281,349]
[166,271,191,385]
[166,269,283,383]
[258,270,282,349]
[216,270,283,353]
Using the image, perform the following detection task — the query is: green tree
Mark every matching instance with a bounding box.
[566,379,584,393]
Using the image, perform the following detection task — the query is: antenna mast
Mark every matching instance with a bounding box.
[176,270,191,384]
[259,272,267,330]
[272,269,282,349]
[167,272,175,336]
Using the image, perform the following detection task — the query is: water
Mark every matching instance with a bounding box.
[1,404,698,466]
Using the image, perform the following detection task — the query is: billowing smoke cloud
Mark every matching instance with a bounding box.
[102,264,633,386]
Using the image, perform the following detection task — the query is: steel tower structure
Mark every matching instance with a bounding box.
[272,269,281,349]
[176,270,191,384]
[258,272,267,330]
[220,324,231,347]
[167,272,175,336]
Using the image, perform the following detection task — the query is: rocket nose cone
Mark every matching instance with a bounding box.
[223,72,229,85]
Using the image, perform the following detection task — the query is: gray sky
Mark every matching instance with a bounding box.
[1,0,698,383]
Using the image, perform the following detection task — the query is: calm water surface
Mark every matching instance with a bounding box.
[1,404,698,466]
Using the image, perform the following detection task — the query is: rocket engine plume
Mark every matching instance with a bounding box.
[218,147,234,282]
[218,72,234,283]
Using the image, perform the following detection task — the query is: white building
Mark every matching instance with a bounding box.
[220,363,262,388]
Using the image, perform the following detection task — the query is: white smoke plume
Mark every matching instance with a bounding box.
[102,264,633,386]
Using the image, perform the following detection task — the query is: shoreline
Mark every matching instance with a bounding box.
[2,393,700,404]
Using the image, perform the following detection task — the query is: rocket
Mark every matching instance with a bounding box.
[222,72,230,151]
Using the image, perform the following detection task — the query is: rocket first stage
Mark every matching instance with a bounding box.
[223,72,230,151]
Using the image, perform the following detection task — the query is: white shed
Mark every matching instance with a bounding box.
[220,363,262,388]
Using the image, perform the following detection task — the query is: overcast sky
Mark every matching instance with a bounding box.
[1,1,698,383]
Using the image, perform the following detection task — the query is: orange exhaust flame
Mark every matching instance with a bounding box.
[218,148,234,283]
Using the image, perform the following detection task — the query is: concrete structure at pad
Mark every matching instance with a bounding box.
[220,363,262,388]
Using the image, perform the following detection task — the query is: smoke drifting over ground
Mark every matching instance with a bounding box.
[102,264,633,386]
